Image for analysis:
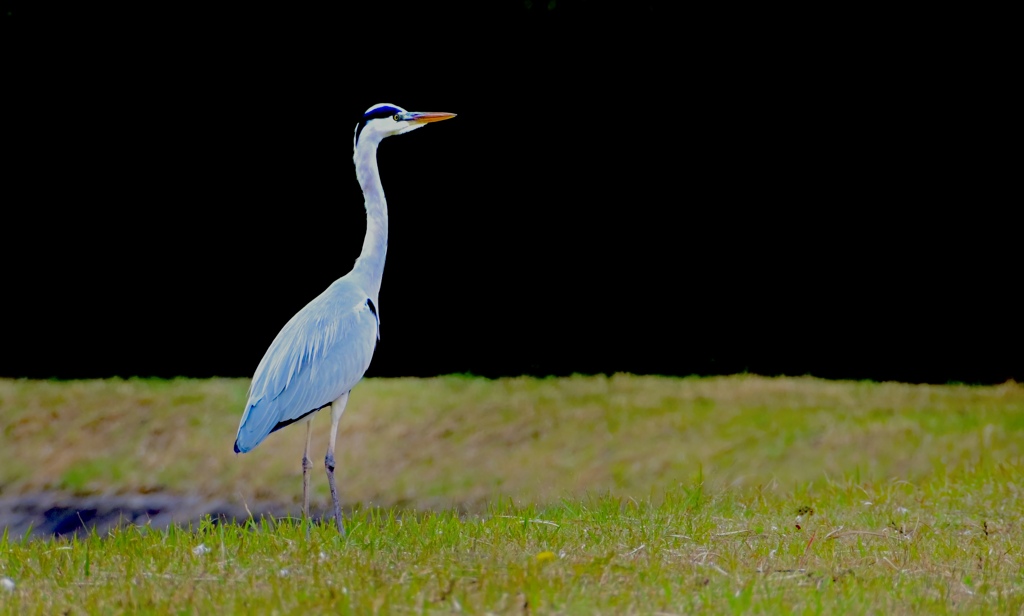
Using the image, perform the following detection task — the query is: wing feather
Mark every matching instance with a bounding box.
[234,279,379,453]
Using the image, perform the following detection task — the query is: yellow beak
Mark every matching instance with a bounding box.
[406,111,457,124]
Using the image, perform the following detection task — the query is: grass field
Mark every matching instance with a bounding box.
[1,374,1023,613]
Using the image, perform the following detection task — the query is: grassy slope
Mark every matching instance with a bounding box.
[2,375,1024,614]
[1,375,1021,512]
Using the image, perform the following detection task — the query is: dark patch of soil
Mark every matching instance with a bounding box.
[0,492,294,539]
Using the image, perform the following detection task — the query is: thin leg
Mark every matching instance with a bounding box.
[325,391,350,535]
[302,416,314,530]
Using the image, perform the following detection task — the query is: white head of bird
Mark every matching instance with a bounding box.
[354,103,457,148]
[352,104,456,203]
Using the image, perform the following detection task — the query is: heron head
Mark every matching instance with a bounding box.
[354,103,456,149]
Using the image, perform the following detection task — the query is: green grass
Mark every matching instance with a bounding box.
[2,374,1023,613]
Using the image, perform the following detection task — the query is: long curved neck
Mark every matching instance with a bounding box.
[351,139,388,302]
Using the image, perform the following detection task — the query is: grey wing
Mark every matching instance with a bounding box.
[234,285,379,453]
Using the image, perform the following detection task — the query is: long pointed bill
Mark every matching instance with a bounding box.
[404,111,457,124]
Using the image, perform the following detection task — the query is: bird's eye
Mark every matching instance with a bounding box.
[393,114,401,121]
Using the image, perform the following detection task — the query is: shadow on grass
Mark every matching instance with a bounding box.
[0,492,297,539]
[0,492,478,540]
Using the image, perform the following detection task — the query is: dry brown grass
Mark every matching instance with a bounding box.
[1,375,1022,515]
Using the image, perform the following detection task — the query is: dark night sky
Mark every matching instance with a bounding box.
[3,3,1019,384]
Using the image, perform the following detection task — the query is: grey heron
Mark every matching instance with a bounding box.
[233,103,456,533]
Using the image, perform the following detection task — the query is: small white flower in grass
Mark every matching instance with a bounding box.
[1,577,14,592]
[896,507,909,514]
[279,569,290,577]
[193,544,211,556]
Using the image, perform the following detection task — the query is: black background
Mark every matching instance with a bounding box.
[2,3,1019,384]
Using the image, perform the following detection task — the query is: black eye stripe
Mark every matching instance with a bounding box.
[355,106,403,144]
[365,107,400,120]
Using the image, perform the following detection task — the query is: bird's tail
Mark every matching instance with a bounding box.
[234,398,273,453]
